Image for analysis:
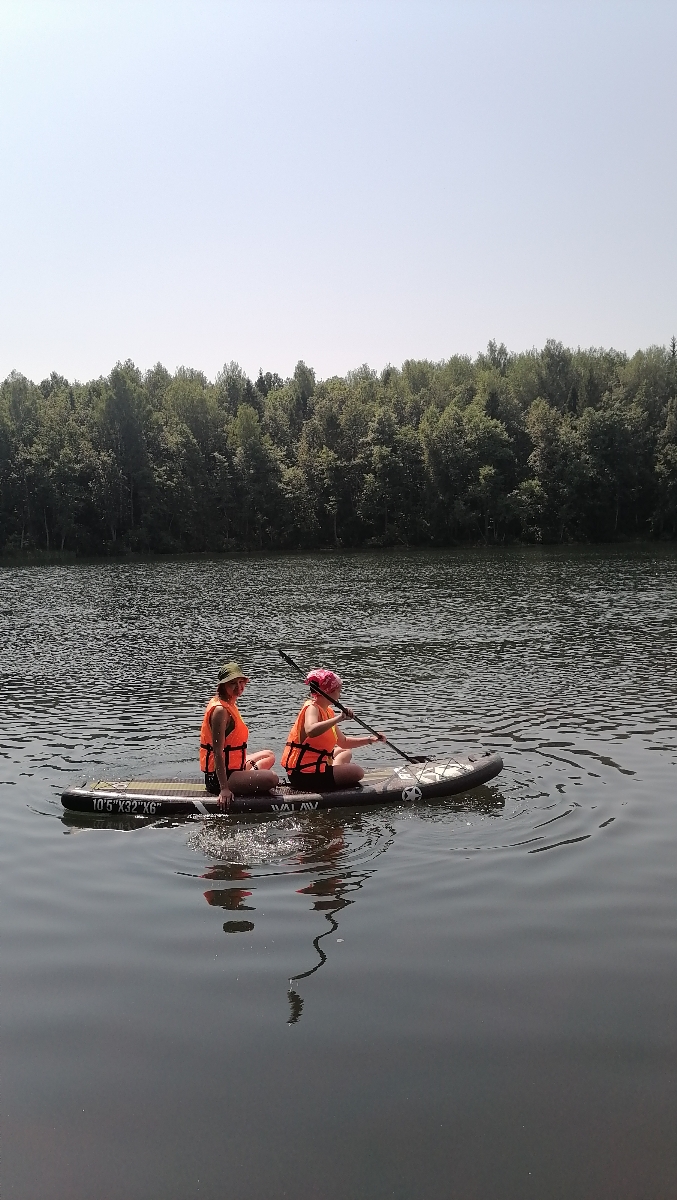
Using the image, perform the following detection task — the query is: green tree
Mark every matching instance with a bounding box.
[653,399,677,535]
[2,339,677,556]
[515,398,584,541]
[576,402,646,538]
[420,403,472,540]
[92,362,153,545]
[230,404,282,546]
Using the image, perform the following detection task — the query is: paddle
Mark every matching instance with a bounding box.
[277,647,432,764]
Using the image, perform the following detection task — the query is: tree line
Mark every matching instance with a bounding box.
[1,339,676,555]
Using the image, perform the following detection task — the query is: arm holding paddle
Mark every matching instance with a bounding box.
[337,730,386,749]
[335,713,386,750]
[304,700,387,749]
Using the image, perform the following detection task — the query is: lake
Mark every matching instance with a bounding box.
[1,545,675,1199]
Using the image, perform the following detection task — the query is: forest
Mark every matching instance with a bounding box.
[1,339,676,556]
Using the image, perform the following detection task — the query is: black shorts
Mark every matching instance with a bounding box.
[205,770,241,794]
[287,764,336,792]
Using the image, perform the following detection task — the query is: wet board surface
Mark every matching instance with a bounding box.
[61,751,503,817]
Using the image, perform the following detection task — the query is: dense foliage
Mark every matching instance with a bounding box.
[1,340,676,555]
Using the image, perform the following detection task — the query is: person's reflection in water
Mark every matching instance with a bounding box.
[201,863,254,911]
[298,875,353,912]
[204,886,254,910]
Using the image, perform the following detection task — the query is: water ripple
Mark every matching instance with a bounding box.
[1,546,676,865]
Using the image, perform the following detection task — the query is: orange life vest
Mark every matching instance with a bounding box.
[282,698,338,774]
[199,696,249,774]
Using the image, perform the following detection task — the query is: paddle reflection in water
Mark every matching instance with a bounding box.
[287,869,372,1025]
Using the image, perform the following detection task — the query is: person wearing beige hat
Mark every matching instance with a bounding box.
[199,661,278,809]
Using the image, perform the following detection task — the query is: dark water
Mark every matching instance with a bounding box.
[1,546,676,1200]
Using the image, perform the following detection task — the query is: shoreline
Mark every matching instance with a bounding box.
[1,536,675,569]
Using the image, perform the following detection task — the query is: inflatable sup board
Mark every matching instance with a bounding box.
[61,750,503,817]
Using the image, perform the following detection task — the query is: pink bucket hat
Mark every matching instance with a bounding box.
[304,668,343,694]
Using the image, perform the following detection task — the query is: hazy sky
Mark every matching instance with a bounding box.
[1,0,675,383]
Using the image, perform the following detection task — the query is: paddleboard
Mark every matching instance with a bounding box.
[61,750,503,817]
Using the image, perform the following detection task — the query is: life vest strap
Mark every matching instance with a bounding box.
[282,738,333,774]
[201,741,247,773]
[225,743,247,771]
[201,741,214,771]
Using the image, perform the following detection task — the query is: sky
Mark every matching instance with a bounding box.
[0,0,675,384]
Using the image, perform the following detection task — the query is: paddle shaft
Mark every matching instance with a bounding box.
[277,648,429,764]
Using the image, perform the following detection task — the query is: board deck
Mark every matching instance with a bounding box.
[61,751,504,817]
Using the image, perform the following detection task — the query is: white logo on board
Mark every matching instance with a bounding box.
[402,785,422,803]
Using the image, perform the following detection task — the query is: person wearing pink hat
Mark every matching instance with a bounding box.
[282,668,386,791]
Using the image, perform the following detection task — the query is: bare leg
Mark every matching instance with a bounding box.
[247,749,276,770]
[227,767,279,794]
[333,749,353,764]
[332,762,364,786]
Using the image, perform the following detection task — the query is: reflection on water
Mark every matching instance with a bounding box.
[223,920,255,934]
[289,871,365,1022]
[1,546,677,1200]
[204,886,254,911]
[186,809,397,1021]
